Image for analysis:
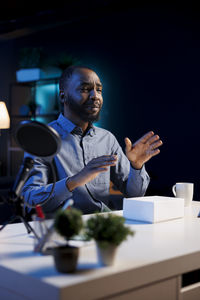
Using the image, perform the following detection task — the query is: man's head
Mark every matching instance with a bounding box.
[59,66,103,123]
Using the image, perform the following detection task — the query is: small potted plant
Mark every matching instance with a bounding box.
[52,52,80,71]
[53,208,83,273]
[16,47,45,82]
[85,213,134,266]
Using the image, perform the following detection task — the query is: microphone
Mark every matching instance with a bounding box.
[12,157,34,198]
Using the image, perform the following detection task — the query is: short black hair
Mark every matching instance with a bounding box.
[59,65,94,91]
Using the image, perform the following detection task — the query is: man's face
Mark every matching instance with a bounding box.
[63,68,103,123]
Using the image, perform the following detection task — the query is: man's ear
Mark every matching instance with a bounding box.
[59,90,65,103]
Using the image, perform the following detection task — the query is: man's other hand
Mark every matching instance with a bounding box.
[66,155,118,191]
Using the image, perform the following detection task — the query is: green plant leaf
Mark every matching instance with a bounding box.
[85,213,134,248]
[54,208,83,242]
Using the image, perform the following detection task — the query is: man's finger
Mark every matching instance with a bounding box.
[147,134,160,145]
[91,161,117,168]
[150,149,160,157]
[96,167,108,172]
[138,131,154,144]
[124,137,132,152]
[150,140,163,150]
[92,155,117,162]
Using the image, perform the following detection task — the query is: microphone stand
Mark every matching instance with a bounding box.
[0,157,37,236]
[0,195,36,235]
[0,158,56,240]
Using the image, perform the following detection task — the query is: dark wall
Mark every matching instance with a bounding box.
[1,4,200,199]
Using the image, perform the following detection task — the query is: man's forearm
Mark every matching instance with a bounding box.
[23,178,72,212]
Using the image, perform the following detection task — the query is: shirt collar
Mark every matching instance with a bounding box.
[57,113,76,133]
[57,113,96,136]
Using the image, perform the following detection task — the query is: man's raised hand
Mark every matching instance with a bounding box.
[125,131,163,170]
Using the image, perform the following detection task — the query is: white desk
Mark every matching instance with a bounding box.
[0,202,200,300]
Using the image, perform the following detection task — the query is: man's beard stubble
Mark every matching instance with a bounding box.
[66,96,102,123]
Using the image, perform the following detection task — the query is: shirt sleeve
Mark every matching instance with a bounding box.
[110,134,150,197]
[22,156,73,213]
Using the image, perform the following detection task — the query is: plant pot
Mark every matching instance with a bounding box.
[53,245,79,273]
[16,67,62,82]
[96,243,118,266]
[16,68,45,82]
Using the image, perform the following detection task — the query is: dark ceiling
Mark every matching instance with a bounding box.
[0,1,133,40]
[0,2,200,41]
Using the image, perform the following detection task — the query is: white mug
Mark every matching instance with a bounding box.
[172,182,194,206]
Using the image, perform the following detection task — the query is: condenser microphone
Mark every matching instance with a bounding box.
[12,157,34,198]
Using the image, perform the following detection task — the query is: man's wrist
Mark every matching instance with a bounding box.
[66,176,77,192]
[130,161,143,170]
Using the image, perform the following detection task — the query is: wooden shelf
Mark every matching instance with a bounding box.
[11,113,59,118]
[8,78,60,176]
[11,77,60,87]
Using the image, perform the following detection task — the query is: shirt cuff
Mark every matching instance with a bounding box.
[42,178,73,212]
[130,164,146,177]
[54,177,73,204]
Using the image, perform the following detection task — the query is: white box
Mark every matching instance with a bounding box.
[123,196,184,223]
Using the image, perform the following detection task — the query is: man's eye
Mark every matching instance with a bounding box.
[81,88,89,92]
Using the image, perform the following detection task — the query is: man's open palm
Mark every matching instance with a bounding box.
[125,131,163,169]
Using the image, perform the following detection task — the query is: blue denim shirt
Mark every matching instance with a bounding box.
[22,113,150,214]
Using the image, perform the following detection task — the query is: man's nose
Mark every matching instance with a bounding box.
[90,89,98,99]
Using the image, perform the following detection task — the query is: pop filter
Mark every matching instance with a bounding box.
[12,120,61,206]
[15,120,61,157]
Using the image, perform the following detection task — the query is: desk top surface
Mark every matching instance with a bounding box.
[1,201,200,299]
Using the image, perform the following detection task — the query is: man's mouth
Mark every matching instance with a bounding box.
[85,106,100,112]
[86,105,100,108]
[84,102,101,111]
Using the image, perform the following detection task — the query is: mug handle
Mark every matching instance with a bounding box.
[172,185,176,196]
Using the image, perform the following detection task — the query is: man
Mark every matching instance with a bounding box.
[22,65,162,214]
